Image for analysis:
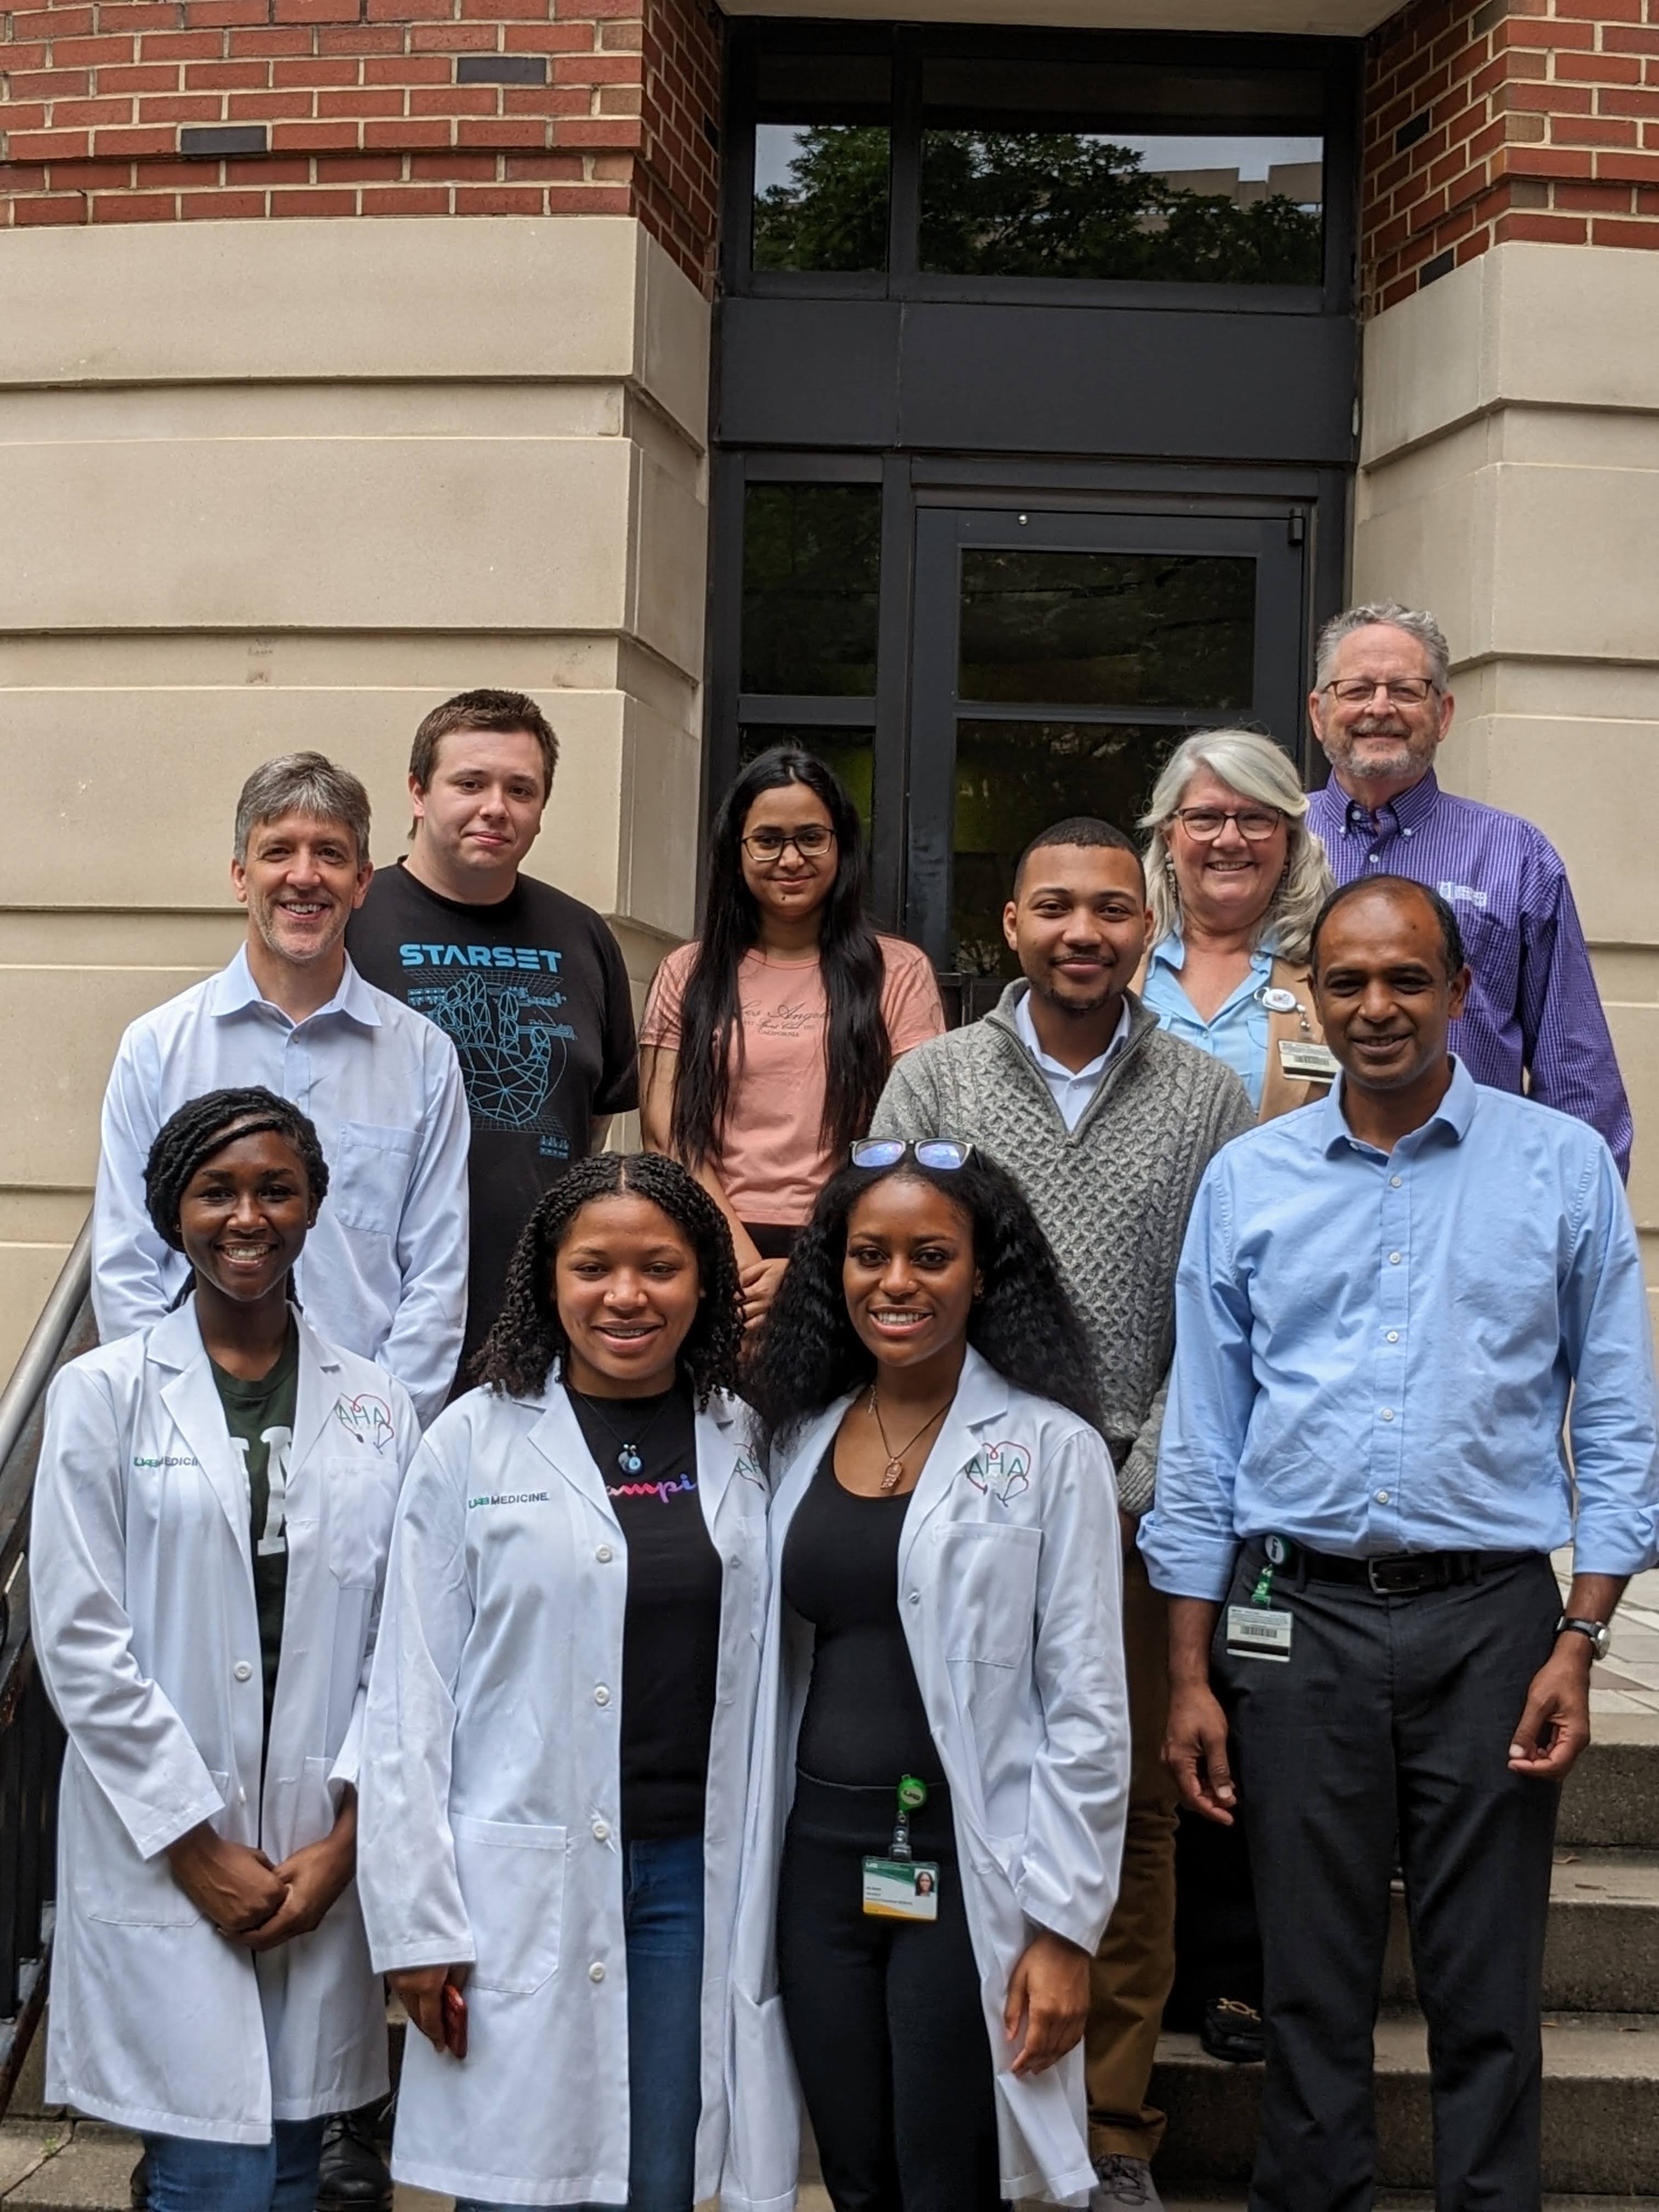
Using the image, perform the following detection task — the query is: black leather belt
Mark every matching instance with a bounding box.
[1272,1543,1538,1597]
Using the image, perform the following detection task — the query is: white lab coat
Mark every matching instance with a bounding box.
[29,1301,417,2143]
[356,1375,770,2208]
[92,947,470,1424]
[724,1347,1130,2212]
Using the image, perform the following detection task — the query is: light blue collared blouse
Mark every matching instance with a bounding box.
[1141,933,1275,1111]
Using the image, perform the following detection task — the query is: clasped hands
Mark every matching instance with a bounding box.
[166,1789,358,1953]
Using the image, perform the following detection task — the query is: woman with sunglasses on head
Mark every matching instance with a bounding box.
[356,1153,770,2212]
[29,1088,417,2212]
[1137,728,1335,1121]
[640,747,944,1331]
[724,1142,1129,2212]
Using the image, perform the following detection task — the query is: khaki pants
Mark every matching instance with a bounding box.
[1085,1544,1179,2165]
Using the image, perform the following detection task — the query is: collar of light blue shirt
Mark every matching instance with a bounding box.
[211,943,383,1028]
[1148,930,1278,978]
[1312,1049,1477,1159]
[1011,983,1131,1084]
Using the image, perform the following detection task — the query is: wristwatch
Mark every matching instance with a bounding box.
[1556,1614,1612,1661]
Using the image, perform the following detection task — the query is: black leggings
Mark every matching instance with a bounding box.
[776,1789,1005,2212]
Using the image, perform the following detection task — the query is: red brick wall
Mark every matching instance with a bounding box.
[0,0,720,285]
[1366,0,1659,313]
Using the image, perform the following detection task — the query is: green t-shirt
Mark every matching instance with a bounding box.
[210,1323,300,1745]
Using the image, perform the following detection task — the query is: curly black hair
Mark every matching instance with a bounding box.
[744,1151,1104,1455]
[473,1152,744,1407]
[143,1086,329,1254]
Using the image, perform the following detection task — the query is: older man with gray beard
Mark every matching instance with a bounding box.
[1305,601,1630,1175]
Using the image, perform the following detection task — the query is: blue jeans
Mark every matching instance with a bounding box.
[456,1831,705,2212]
[141,2118,325,2212]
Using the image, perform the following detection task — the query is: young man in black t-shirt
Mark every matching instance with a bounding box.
[347,690,639,1382]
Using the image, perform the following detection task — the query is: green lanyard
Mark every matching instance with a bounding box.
[891,1774,927,1862]
[1249,1560,1276,1609]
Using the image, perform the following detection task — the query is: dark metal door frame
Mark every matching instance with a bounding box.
[904,503,1308,967]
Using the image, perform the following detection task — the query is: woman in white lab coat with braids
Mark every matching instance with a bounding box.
[30,1086,416,2212]
[726,1141,1130,2212]
[356,1150,769,2212]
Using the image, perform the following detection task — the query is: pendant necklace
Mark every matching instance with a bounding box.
[570,1386,671,1476]
[866,1384,953,1494]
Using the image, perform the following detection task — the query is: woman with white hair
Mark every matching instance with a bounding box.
[1136,728,1336,1122]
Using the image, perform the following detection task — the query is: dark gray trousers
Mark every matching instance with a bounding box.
[1213,1548,1562,2212]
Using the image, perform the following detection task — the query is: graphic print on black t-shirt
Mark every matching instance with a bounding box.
[405,958,578,1156]
[347,862,639,1367]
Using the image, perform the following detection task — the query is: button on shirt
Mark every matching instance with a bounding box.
[1305,770,1632,1176]
[1141,934,1275,1111]
[1011,989,1131,1133]
[93,947,470,1424]
[1139,1059,1659,1600]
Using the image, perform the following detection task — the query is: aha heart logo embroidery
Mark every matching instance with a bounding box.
[334,1393,395,1452]
[963,1439,1031,1506]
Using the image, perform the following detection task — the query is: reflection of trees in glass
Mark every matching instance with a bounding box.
[960,551,1255,710]
[893,131,1319,286]
[952,720,1181,975]
[742,485,881,696]
[753,125,890,273]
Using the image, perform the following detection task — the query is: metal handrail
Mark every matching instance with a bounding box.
[0,1213,93,2116]
[0,1217,93,1494]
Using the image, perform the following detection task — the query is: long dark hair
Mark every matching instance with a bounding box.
[670,748,890,1168]
[744,1153,1103,1455]
[473,1152,744,1407]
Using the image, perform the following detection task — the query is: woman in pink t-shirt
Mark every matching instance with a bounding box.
[640,749,945,1329]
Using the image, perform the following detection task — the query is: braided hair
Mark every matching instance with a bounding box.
[143,1086,329,1253]
[744,1152,1104,1457]
[473,1152,744,1407]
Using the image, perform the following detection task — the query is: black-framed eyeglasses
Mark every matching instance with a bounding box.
[1170,806,1285,844]
[849,1138,975,1172]
[1321,677,1439,706]
[741,825,837,862]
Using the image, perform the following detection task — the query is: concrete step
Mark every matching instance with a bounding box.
[1150,2011,1659,2198]
[1380,1849,1659,2013]
[1559,1717,1659,1849]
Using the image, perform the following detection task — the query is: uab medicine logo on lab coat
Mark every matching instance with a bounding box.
[963,1440,1032,1507]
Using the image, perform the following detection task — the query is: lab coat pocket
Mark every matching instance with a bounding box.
[330,1122,417,1239]
[324,1463,391,1590]
[452,1815,567,1994]
[82,1764,228,1927]
[935,1523,1041,1669]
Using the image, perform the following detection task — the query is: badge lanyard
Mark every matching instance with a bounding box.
[891,1774,927,1861]
[1256,983,1313,1036]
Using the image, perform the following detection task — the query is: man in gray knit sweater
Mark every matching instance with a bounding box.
[871,816,1251,2212]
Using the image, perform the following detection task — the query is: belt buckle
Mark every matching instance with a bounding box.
[1367,1555,1431,1596]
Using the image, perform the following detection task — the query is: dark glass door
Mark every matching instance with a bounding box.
[906,505,1306,984]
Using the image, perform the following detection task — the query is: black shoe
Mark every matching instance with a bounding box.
[129,2149,149,2210]
[1199,1996,1265,2064]
[314,2106,393,2211]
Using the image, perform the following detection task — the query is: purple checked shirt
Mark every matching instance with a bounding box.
[1306,769,1632,1178]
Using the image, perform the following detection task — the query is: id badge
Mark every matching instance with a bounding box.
[1226,1604,1294,1662]
[1278,1040,1339,1082]
[862,1857,940,1921]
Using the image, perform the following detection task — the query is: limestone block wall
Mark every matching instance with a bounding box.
[0,212,710,1365]
[1354,236,1659,1302]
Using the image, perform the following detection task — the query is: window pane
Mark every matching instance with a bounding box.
[958,550,1255,709]
[921,131,1322,285]
[739,726,874,843]
[918,59,1323,285]
[952,721,1179,977]
[743,484,882,696]
[752,58,891,274]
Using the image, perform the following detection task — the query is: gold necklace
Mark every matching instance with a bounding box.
[866,1384,953,1493]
